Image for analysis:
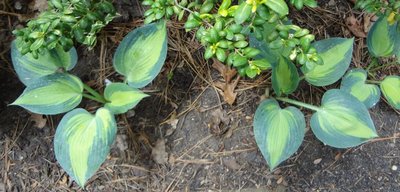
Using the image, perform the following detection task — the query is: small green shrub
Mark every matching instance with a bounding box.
[13,0,117,58]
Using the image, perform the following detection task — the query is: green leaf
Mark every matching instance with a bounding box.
[302,38,354,86]
[264,0,289,17]
[113,20,168,88]
[11,41,78,86]
[367,16,397,57]
[234,2,252,24]
[380,76,400,110]
[253,99,305,170]
[249,35,280,66]
[311,89,378,148]
[54,107,117,187]
[12,73,83,115]
[104,83,149,114]
[272,57,299,96]
[340,69,380,108]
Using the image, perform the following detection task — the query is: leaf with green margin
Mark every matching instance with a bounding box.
[311,89,378,148]
[340,69,380,108]
[380,76,400,110]
[302,38,354,86]
[272,57,299,96]
[113,20,167,88]
[367,16,397,57]
[11,73,83,115]
[104,83,149,114]
[11,41,78,86]
[54,107,117,187]
[253,99,305,170]
[264,0,289,17]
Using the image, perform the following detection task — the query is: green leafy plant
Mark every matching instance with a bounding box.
[142,0,322,78]
[11,18,168,187]
[13,0,117,58]
[141,0,400,171]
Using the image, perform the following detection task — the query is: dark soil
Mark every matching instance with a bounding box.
[1,0,400,191]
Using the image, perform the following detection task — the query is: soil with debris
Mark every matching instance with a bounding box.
[1,0,400,191]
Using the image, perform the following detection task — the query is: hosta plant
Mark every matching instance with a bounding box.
[142,0,400,170]
[11,20,168,187]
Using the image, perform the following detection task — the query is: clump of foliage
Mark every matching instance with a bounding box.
[10,1,168,188]
[143,0,321,78]
[356,0,400,24]
[141,0,400,171]
[13,0,117,58]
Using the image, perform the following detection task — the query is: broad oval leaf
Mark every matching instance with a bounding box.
[11,73,83,115]
[54,107,117,187]
[272,57,299,96]
[11,41,78,86]
[311,89,378,148]
[113,20,168,88]
[264,0,289,17]
[380,76,400,110]
[302,38,354,86]
[253,99,305,170]
[367,16,396,57]
[340,69,380,108]
[104,83,149,114]
[234,2,252,24]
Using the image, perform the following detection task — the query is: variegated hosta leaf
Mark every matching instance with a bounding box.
[254,99,305,170]
[311,89,378,148]
[104,83,149,114]
[113,20,167,88]
[11,73,83,115]
[380,76,400,110]
[367,16,397,57]
[54,108,117,187]
[11,41,78,86]
[340,69,380,108]
[272,57,299,96]
[302,38,354,86]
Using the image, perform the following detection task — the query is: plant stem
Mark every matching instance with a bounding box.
[276,97,320,111]
[83,84,107,103]
[82,93,106,104]
[365,80,381,84]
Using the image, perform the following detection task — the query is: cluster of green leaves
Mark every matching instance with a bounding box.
[143,0,320,78]
[11,20,168,187]
[13,0,117,58]
[356,0,400,24]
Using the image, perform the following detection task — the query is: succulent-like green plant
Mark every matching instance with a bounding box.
[13,0,117,58]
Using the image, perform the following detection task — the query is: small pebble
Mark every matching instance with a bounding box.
[15,1,22,10]
[392,165,398,171]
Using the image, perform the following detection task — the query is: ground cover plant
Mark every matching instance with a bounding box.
[5,0,400,189]
[10,0,168,187]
